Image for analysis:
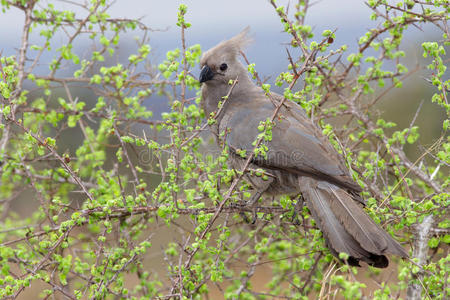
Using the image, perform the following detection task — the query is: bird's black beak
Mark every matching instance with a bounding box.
[199,65,214,83]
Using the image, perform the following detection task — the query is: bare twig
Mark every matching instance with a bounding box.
[407,215,434,300]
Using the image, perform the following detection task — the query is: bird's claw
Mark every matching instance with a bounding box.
[236,190,263,224]
[292,210,301,225]
[291,195,305,225]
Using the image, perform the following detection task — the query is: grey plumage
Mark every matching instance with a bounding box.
[200,28,408,268]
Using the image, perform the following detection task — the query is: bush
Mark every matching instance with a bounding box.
[0,1,448,299]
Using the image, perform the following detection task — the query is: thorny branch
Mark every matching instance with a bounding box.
[0,0,447,299]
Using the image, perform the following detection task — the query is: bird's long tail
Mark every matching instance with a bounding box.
[298,177,408,268]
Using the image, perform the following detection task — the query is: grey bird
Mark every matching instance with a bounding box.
[199,28,408,268]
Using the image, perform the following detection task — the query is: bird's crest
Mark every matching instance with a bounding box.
[222,26,252,55]
[201,27,252,65]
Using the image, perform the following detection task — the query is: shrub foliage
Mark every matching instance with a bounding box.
[0,0,448,299]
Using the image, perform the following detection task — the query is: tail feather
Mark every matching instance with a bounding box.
[319,181,387,254]
[299,177,408,268]
[307,187,385,267]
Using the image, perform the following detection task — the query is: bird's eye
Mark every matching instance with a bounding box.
[219,63,228,71]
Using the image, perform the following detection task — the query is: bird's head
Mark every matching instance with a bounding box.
[199,27,252,85]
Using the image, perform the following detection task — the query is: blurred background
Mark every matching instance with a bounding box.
[1,0,442,73]
[1,0,447,298]
[1,0,445,146]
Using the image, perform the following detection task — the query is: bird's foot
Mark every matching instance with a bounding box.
[292,195,305,226]
[236,191,263,224]
[237,206,257,225]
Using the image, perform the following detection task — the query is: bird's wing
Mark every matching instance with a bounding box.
[221,92,361,192]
